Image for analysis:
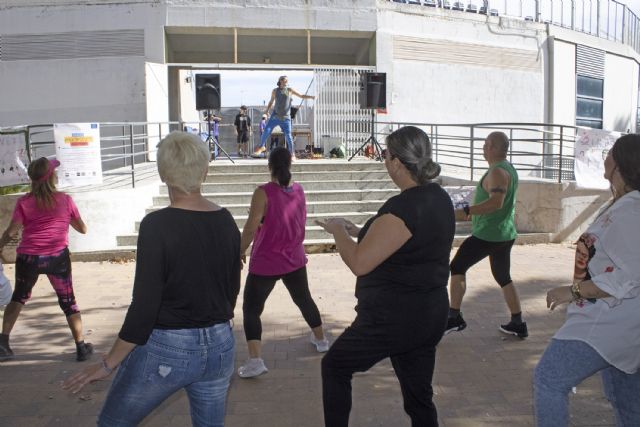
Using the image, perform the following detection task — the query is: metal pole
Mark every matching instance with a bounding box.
[122,125,127,167]
[509,128,514,164]
[571,0,575,30]
[622,5,627,44]
[130,124,136,188]
[470,126,475,181]
[535,0,540,22]
[558,126,564,183]
[596,0,601,36]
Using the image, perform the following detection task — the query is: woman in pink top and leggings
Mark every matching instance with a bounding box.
[238,147,329,378]
[0,157,92,362]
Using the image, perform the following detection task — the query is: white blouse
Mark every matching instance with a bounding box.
[554,190,640,374]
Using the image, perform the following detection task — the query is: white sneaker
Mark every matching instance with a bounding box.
[310,333,330,353]
[238,358,268,378]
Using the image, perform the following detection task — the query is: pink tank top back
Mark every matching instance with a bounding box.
[249,181,307,276]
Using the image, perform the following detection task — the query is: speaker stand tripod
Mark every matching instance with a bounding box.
[205,110,234,163]
[348,110,384,162]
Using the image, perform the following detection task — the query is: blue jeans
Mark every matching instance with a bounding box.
[98,322,235,427]
[257,114,293,153]
[534,339,640,427]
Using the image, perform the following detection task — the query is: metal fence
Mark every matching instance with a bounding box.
[13,120,579,189]
[346,120,578,183]
[388,0,640,55]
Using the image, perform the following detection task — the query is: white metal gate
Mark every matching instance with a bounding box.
[313,66,376,157]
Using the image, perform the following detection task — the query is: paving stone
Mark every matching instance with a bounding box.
[0,245,617,426]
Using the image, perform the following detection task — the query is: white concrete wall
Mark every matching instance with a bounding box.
[145,62,170,161]
[376,8,547,125]
[603,53,639,132]
[440,176,611,243]
[0,58,147,126]
[0,183,160,259]
[550,38,576,127]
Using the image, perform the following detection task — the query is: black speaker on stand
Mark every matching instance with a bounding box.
[349,72,387,162]
[195,74,233,163]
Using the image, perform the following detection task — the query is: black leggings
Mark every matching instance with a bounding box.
[242,266,322,341]
[450,235,515,287]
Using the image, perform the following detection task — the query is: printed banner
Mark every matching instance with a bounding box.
[53,123,103,186]
[574,128,619,190]
[0,129,30,187]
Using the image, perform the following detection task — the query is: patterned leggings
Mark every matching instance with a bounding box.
[12,248,80,316]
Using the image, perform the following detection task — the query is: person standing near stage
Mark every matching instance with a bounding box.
[238,147,329,378]
[445,131,527,338]
[234,106,251,158]
[317,126,454,426]
[252,76,315,159]
[0,157,93,362]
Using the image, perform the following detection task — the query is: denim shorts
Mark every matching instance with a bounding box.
[98,322,235,427]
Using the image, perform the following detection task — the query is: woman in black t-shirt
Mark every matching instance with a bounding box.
[317,126,455,427]
[63,132,241,426]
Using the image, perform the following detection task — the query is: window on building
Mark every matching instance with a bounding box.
[576,75,603,129]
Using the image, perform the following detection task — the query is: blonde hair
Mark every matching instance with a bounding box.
[27,157,57,210]
[156,131,209,193]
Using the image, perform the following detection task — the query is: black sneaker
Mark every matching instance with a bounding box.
[0,334,14,362]
[76,342,94,362]
[499,321,528,339]
[444,313,467,335]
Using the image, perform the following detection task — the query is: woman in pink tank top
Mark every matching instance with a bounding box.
[237,147,329,378]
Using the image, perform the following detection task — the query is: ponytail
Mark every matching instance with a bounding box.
[268,147,292,187]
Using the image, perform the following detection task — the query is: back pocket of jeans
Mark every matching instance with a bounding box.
[143,352,190,387]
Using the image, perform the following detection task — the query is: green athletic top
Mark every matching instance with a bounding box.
[471,160,518,242]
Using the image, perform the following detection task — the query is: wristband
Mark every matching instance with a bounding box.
[101,358,114,375]
[463,205,471,217]
[570,282,583,301]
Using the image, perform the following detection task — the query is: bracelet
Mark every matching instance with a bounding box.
[463,205,471,217]
[570,282,583,301]
[101,358,114,375]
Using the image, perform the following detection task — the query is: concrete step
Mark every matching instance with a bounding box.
[208,160,385,174]
[160,179,396,194]
[123,221,474,246]
[135,211,380,231]
[146,200,389,216]
[152,189,401,206]
[203,170,391,183]
[114,233,551,261]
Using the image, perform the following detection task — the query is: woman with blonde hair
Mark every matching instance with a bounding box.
[63,131,241,426]
[0,157,91,362]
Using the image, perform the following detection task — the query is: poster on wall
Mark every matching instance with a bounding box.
[53,123,103,186]
[574,128,619,190]
[0,128,30,187]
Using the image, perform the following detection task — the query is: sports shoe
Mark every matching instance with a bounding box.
[499,321,529,339]
[253,146,266,156]
[0,334,14,361]
[76,342,94,362]
[444,313,467,335]
[310,333,330,353]
[238,358,268,378]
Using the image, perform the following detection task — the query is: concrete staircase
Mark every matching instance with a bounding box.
[115,160,544,254]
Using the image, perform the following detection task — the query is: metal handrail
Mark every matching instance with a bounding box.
[345,120,578,183]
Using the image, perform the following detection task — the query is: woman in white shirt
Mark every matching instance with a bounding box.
[534,134,640,426]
